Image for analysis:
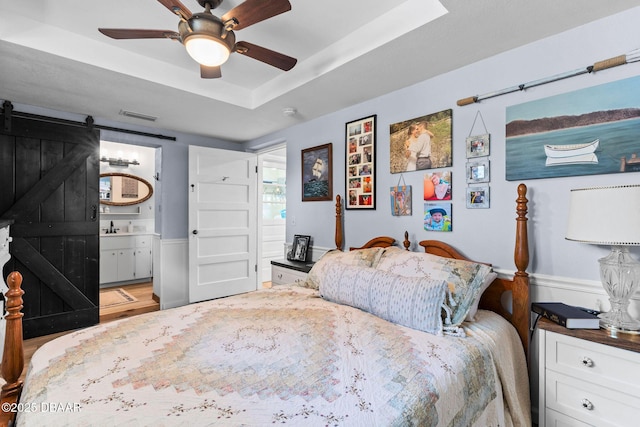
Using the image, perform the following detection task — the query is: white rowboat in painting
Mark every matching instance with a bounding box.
[546,153,598,167]
[544,139,599,158]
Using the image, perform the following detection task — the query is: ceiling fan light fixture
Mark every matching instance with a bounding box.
[184,34,230,66]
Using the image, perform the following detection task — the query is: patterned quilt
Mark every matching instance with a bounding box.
[17,285,530,426]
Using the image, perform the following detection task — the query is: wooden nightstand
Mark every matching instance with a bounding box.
[270,259,314,286]
[537,318,640,426]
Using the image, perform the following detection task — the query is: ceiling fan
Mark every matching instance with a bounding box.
[98,0,297,79]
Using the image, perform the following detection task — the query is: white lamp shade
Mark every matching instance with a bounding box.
[566,184,640,245]
[184,35,230,67]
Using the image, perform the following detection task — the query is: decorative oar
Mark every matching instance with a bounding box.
[457,48,640,106]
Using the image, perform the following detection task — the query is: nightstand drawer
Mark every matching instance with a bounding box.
[546,370,640,427]
[271,265,307,286]
[545,408,591,427]
[546,332,640,397]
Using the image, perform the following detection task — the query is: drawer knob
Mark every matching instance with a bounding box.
[278,273,283,279]
[581,398,594,410]
[581,357,594,367]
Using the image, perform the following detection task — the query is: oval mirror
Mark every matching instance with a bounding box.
[99,173,153,206]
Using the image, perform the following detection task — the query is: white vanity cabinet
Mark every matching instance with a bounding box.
[100,234,153,285]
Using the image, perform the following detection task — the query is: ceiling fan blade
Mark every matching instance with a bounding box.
[222,0,291,31]
[201,65,222,79]
[99,28,179,40]
[157,0,192,19]
[235,41,296,71]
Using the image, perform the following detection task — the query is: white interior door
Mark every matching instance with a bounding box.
[189,146,258,303]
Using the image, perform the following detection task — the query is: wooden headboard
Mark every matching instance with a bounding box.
[420,184,530,357]
[334,184,531,358]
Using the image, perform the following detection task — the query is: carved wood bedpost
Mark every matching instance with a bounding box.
[403,231,410,250]
[513,184,530,360]
[335,195,343,251]
[1,271,25,425]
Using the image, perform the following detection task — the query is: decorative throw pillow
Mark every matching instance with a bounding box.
[466,272,497,321]
[320,263,448,336]
[375,247,493,327]
[300,247,387,290]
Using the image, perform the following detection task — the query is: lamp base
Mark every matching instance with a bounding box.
[599,316,640,335]
[598,246,640,333]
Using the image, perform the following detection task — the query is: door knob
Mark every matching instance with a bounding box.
[192,230,198,235]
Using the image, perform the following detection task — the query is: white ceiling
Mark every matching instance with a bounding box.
[1,0,638,143]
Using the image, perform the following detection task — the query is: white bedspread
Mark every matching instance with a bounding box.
[17,285,530,426]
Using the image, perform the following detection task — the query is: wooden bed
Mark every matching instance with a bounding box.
[339,183,530,356]
[0,184,530,426]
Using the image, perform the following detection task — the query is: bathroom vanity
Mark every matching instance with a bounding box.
[99,233,153,285]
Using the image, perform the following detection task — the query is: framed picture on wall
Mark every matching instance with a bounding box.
[302,143,333,201]
[346,114,376,210]
[466,133,490,158]
[466,185,490,208]
[466,159,490,183]
[389,109,453,174]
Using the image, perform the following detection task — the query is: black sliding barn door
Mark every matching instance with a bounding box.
[0,113,100,338]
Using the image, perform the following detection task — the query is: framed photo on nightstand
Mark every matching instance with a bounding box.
[288,234,311,262]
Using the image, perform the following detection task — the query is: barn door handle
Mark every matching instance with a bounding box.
[90,205,97,221]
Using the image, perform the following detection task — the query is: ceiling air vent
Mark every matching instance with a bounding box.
[119,110,157,122]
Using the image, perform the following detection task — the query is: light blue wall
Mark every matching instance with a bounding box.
[244,7,640,283]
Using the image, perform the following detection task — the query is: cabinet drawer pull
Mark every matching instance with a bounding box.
[581,356,594,367]
[581,398,594,410]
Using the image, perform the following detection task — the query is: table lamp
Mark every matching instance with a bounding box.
[566,184,640,333]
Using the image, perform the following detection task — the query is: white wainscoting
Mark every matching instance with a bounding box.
[155,238,189,310]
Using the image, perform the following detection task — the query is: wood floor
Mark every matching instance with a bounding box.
[20,282,158,381]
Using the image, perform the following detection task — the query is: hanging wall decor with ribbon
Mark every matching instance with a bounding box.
[466,111,490,158]
[390,174,412,216]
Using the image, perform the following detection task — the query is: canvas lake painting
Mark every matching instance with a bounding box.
[506,75,640,181]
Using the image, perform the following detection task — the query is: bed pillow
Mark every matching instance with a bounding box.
[320,262,448,336]
[375,247,493,327]
[300,247,387,290]
[466,271,497,321]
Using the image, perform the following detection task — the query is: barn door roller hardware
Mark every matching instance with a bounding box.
[0,100,176,141]
[457,48,640,106]
[3,100,12,132]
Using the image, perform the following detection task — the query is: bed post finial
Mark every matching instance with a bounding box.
[335,195,343,251]
[1,271,25,415]
[515,184,529,276]
[513,183,530,361]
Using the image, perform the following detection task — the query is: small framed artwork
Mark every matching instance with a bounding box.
[466,159,490,183]
[466,134,490,158]
[466,185,490,209]
[424,202,452,232]
[288,234,311,262]
[302,143,333,201]
[345,114,376,210]
[424,170,452,201]
[390,185,412,216]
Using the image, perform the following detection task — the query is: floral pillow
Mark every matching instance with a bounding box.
[375,247,493,327]
[300,247,387,290]
[320,262,448,336]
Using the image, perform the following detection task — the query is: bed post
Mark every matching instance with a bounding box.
[513,184,530,360]
[335,195,343,250]
[1,271,25,425]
